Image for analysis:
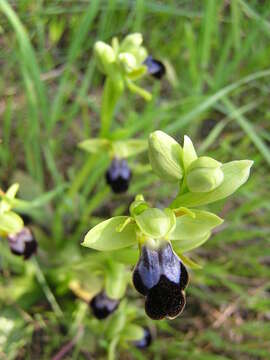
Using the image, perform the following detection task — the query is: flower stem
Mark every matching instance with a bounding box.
[32,257,64,319]
[100,77,123,138]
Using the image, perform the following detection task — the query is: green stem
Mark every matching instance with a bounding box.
[108,337,119,360]
[100,77,123,138]
[32,257,64,319]
[67,77,122,200]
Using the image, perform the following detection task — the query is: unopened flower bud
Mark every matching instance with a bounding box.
[94,41,116,75]
[186,156,224,193]
[7,227,37,259]
[90,291,119,320]
[148,131,183,183]
[132,241,188,320]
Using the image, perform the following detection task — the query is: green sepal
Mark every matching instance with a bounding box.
[78,138,111,154]
[134,207,176,239]
[148,130,183,183]
[0,211,24,235]
[112,139,147,158]
[82,216,137,251]
[168,209,223,241]
[171,160,253,208]
[173,231,211,253]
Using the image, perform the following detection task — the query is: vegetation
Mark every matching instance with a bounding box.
[0,1,269,359]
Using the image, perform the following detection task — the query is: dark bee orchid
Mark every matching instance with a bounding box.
[106,158,132,193]
[133,241,188,320]
[7,227,37,260]
[144,56,166,79]
[133,327,152,349]
[90,291,120,319]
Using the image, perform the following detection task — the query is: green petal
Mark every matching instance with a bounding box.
[171,160,253,208]
[174,251,202,269]
[112,139,147,158]
[135,208,175,239]
[173,231,211,253]
[183,135,197,170]
[82,216,137,251]
[168,210,223,240]
[78,138,111,154]
[0,211,24,234]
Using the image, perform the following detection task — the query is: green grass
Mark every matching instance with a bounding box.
[0,0,270,359]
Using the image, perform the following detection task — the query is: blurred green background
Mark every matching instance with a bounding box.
[0,0,270,359]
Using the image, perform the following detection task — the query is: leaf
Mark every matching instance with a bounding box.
[105,263,128,299]
[171,160,253,208]
[82,216,137,251]
[78,138,111,154]
[173,231,211,253]
[112,139,147,158]
[135,208,175,239]
[0,211,24,234]
[121,324,144,341]
[168,210,223,240]
[183,135,197,170]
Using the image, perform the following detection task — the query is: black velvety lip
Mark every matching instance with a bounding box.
[133,241,188,320]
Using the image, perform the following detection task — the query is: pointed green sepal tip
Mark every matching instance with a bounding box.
[82,216,137,251]
[148,130,183,183]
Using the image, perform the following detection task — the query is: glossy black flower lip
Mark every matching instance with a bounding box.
[132,241,188,320]
[133,327,152,349]
[90,291,120,319]
[144,56,166,79]
[7,227,37,260]
[105,158,132,193]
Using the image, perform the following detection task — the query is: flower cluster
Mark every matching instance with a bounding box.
[94,33,165,101]
[82,130,253,320]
